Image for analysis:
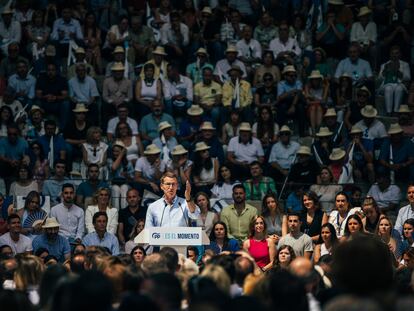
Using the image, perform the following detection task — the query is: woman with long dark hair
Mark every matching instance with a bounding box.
[261,193,286,242]
[252,105,279,155]
[192,142,219,195]
[313,223,338,263]
[300,190,328,242]
[341,214,365,242]
[115,121,144,166]
[401,219,414,253]
[130,245,146,266]
[9,165,39,201]
[272,245,296,271]
[207,221,239,254]
[16,191,47,237]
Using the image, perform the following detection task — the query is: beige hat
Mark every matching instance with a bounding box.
[195,141,210,152]
[350,125,363,135]
[227,65,243,75]
[45,45,56,56]
[324,108,337,118]
[358,6,372,17]
[144,144,161,155]
[42,217,60,229]
[2,7,14,14]
[201,6,213,15]
[329,148,346,161]
[282,65,297,74]
[328,0,344,5]
[171,145,188,156]
[297,146,312,156]
[361,105,377,118]
[113,46,125,54]
[158,121,172,132]
[398,105,412,113]
[75,47,85,54]
[308,70,323,79]
[187,105,204,116]
[200,121,215,131]
[153,46,167,56]
[279,125,292,133]
[111,62,125,71]
[316,127,333,137]
[225,45,238,53]
[357,86,371,97]
[195,47,209,56]
[339,73,352,79]
[239,122,252,132]
[113,140,126,148]
[30,105,44,114]
[388,123,404,135]
[72,103,89,113]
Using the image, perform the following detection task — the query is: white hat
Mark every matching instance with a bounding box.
[358,6,372,17]
[42,217,60,229]
[171,145,188,156]
[329,148,346,161]
[388,123,404,135]
[282,65,297,74]
[195,47,209,56]
[158,121,172,132]
[30,105,44,114]
[297,146,312,156]
[187,105,204,116]
[239,122,252,132]
[2,7,14,14]
[200,121,215,131]
[324,108,337,118]
[153,46,167,56]
[308,70,323,79]
[350,125,363,135]
[361,105,377,118]
[113,46,125,54]
[201,6,213,15]
[195,142,210,152]
[398,105,411,113]
[144,144,161,155]
[225,45,238,53]
[111,62,125,71]
[316,127,333,137]
[328,0,344,5]
[75,47,86,54]
[72,103,89,113]
[113,140,126,148]
[279,125,292,133]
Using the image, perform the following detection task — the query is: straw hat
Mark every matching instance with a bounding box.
[72,103,89,113]
[308,70,323,79]
[113,140,126,148]
[42,217,60,229]
[158,121,172,132]
[227,65,243,75]
[144,144,161,155]
[2,7,14,14]
[239,122,252,132]
[225,45,238,53]
[30,105,44,114]
[324,108,337,118]
[200,121,215,131]
[358,6,372,17]
[316,127,333,137]
[350,125,363,135]
[361,105,377,118]
[279,125,292,133]
[398,105,411,113]
[75,47,85,54]
[329,148,346,161]
[195,141,210,152]
[111,62,125,71]
[195,47,209,56]
[153,46,167,56]
[357,86,371,97]
[297,146,312,156]
[201,6,212,15]
[328,0,344,5]
[187,105,204,116]
[388,123,404,135]
[113,46,125,54]
[45,45,56,56]
[282,65,297,74]
[171,145,188,156]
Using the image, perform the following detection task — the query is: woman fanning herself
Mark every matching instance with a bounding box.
[300,191,328,242]
[243,216,276,272]
[313,223,338,263]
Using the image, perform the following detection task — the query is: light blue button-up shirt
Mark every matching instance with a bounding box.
[83,231,120,255]
[51,18,83,43]
[145,196,200,228]
[68,76,99,104]
[8,74,36,100]
[50,203,85,240]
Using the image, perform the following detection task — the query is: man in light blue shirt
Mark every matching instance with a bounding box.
[145,172,200,228]
[8,60,36,107]
[43,160,71,206]
[83,211,119,255]
[51,7,83,45]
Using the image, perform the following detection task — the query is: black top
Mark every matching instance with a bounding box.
[300,208,324,238]
[36,74,68,95]
[118,206,147,240]
[63,120,91,140]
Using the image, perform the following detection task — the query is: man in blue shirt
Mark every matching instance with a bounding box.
[43,160,71,206]
[38,120,67,166]
[83,211,119,255]
[32,217,71,262]
[8,60,36,108]
[145,172,200,228]
[76,163,109,208]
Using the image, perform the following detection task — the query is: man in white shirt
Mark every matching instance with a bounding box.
[160,11,189,58]
[269,21,301,62]
[355,105,387,151]
[236,25,261,77]
[0,214,32,255]
[367,174,401,214]
[106,104,142,147]
[395,184,414,234]
[214,45,247,83]
[278,213,313,258]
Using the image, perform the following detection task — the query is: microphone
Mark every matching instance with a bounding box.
[178,201,190,227]
[159,202,168,227]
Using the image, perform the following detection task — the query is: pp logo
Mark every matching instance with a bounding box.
[152,233,161,239]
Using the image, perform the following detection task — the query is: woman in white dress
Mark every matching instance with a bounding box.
[85,188,118,235]
[81,127,108,179]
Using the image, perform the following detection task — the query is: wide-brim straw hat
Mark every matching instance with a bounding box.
[357,86,372,97]
[2,7,14,14]
[75,47,85,54]
[324,108,337,118]
[227,65,243,75]
[388,123,404,135]
[113,140,126,148]
[72,103,89,113]
[225,45,238,53]
[239,122,252,132]
[144,144,161,155]
[201,6,212,15]
[308,70,323,79]
[361,105,377,118]
[158,121,172,132]
[328,0,344,5]
[187,105,204,116]
[113,46,125,54]
[297,146,312,156]
[171,145,188,156]
[42,217,60,229]
[153,46,167,55]
[316,127,333,137]
[30,105,44,114]
[329,148,346,161]
[200,121,215,131]
[195,48,209,57]
[350,125,363,135]
[398,105,411,113]
[282,65,297,74]
[195,141,210,152]
[111,62,125,71]
[358,6,372,17]
[279,125,292,133]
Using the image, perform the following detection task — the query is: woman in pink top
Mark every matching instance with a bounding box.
[243,215,276,272]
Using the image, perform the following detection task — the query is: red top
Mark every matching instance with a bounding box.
[249,238,270,268]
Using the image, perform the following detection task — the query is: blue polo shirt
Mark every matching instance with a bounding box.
[32,234,70,262]
[0,137,28,160]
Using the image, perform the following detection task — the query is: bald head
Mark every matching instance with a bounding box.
[289,257,313,277]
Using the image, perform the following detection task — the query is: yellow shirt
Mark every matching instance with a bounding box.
[222,79,252,108]
[140,59,168,80]
[194,81,222,106]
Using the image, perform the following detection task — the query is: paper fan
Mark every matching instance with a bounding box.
[23,210,47,228]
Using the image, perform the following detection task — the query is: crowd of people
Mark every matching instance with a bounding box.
[1,0,414,310]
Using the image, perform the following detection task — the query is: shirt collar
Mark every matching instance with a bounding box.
[163,195,178,206]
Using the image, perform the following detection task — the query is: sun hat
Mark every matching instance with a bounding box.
[388,123,404,135]
[111,62,125,71]
[361,105,377,118]
[279,125,292,133]
[357,86,372,98]
[329,148,346,161]
[195,141,210,152]
[398,105,411,113]
[297,146,312,156]
[308,70,323,79]
[72,103,89,113]
[171,145,188,156]
[187,105,204,116]
[316,127,333,137]
[42,217,60,229]
[225,45,238,53]
[195,47,209,56]
[239,122,252,132]
[350,125,363,135]
[113,140,126,148]
[282,65,297,74]
[113,46,125,54]
[30,105,44,114]
[75,47,85,54]
[158,121,172,132]
[227,65,243,75]
[200,121,215,131]
[358,6,372,17]
[144,144,161,155]
[153,46,167,55]
[324,108,337,118]
[201,6,212,15]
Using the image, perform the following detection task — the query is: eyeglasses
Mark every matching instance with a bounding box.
[163,182,177,188]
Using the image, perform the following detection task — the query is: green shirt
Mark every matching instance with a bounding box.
[243,177,277,201]
[220,204,258,242]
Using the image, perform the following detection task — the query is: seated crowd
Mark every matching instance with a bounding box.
[1,0,414,310]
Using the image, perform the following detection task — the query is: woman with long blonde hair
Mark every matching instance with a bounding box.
[85,188,118,235]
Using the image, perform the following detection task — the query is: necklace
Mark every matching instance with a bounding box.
[144,79,154,87]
